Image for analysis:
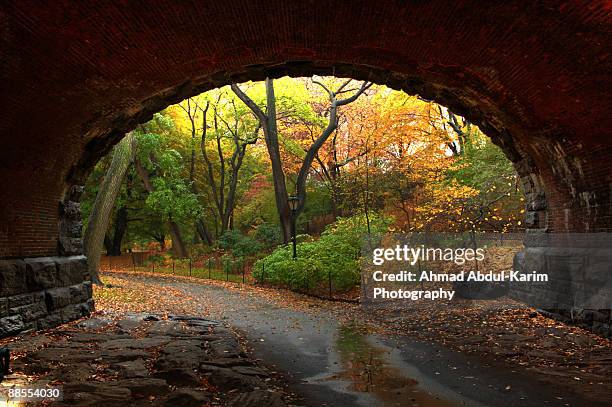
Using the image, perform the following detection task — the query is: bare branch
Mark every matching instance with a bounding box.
[336,78,353,93]
[335,87,359,95]
[333,148,370,169]
[336,81,373,106]
[313,80,333,100]
[231,83,267,124]
[177,100,191,115]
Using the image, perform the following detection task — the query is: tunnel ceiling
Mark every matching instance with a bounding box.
[2,1,610,144]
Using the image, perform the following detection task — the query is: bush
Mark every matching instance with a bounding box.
[188,243,215,259]
[296,233,314,243]
[145,253,167,265]
[253,213,391,292]
[217,230,242,249]
[254,223,282,248]
[218,230,263,258]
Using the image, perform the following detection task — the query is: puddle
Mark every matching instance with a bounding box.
[328,324,462,406]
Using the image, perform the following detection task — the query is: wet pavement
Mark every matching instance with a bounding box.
[116,272,605,407]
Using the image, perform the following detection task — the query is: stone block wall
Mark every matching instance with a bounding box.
[0,256,93,337]
[510,243,612,338]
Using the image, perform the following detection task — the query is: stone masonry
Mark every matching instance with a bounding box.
[510,233,612,338]
[0,256,93,338]
[1,312,286,406]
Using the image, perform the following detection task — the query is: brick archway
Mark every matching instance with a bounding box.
[0,1,610,334]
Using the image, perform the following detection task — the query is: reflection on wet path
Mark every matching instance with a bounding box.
[326,324,462,406]
[107,273,597,407]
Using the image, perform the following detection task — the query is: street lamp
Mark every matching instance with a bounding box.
[287,196,300,259]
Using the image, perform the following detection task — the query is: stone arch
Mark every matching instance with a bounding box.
[0,0,610,334]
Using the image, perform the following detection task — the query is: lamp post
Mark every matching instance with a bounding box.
[287,196,300,259]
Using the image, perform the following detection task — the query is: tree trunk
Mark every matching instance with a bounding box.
[232,79,370,242]
[103,234,112,255]
[262,79,292,243]
[231,79,291,243]
[83,132,136,284]
[153,232,166,251]
[109,205,128,256]
[182,99,214,246]
[167,219,188,258]
[196,219,213,245]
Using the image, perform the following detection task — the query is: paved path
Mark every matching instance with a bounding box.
[114,273,604,406]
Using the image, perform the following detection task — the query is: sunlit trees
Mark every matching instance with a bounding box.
[232,77,372,243]
[81,76,524,261]
[177,89,260,240]
[133,113,201,257]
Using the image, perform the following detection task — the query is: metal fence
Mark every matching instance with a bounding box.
[99,236,524,303]
[100,252,255,284]
[99,251,358,301]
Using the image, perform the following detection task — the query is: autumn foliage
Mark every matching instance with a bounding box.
[82,76,524,280]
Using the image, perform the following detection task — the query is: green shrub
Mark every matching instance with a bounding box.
[189,243,214,259]
[145,253,166,265]
[254,223,282,248]
[295,233,315,243]
[218,230,263,257]
[321,213,390,246]
[217,230,243,249]
[253,213,391,292]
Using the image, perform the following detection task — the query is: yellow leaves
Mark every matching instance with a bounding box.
[430,180,478,202]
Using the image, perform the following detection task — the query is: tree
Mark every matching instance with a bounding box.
[83,132,136,284]
[178,98,214,245]
[232,79,292,242]
[133,113,202,257]
[103,170,138,256]
[183,93,260,235]
[232,78,372,243]
[80,76,524,261]
[134,158,190,257]
[107,205,128,255]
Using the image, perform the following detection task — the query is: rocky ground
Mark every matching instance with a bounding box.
[0,312,286,406]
